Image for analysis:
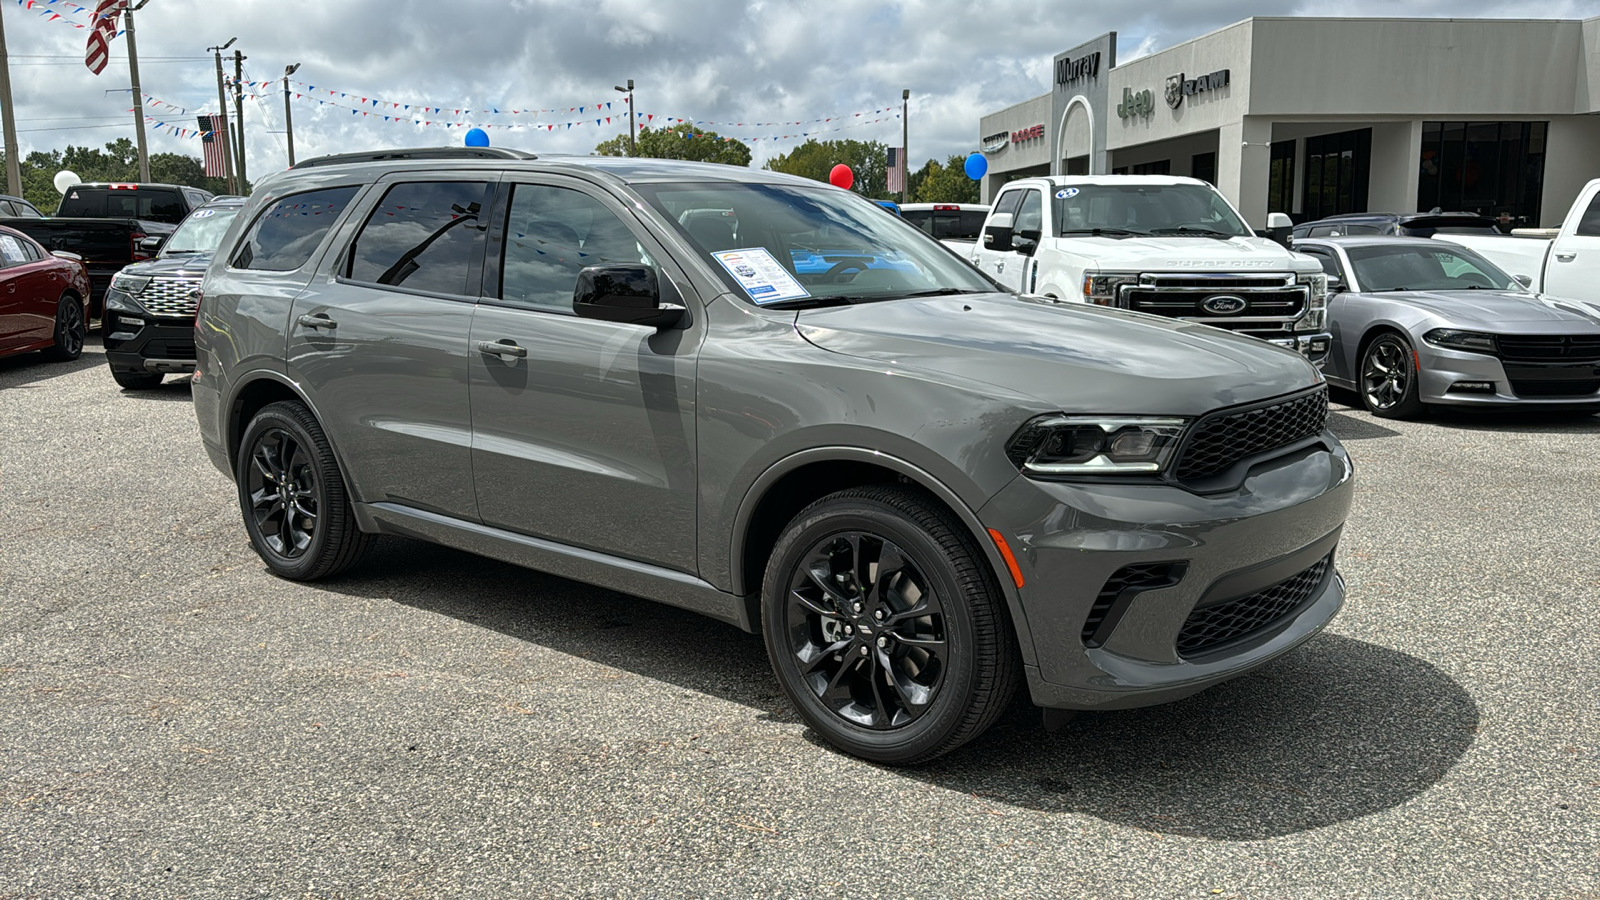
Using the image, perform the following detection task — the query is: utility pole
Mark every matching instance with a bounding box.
[901,88,909,205]
[124,0,153,182]
[283,63,300,168]
[613,79,635,156]
[232,48,247,189]
[0,2,23,197]
[208,38,236,194]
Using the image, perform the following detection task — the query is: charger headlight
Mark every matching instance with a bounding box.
[1006,416,1189,475]
[1424,328,1497,353]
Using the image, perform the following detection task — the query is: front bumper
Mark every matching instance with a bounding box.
[980,436,1354,710]
[1418,345,1600,408]
[102,308,196,375]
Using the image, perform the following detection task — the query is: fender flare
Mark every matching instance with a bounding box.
[225,371,373,528]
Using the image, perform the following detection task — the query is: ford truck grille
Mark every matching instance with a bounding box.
[133,277,204,319]
[1120,273,1307,337]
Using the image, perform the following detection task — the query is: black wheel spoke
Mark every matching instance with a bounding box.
[245,426,319,562]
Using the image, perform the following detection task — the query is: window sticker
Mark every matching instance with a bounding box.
[192,209,217,218]
[711,247,811,304]
[1056,188,1079,199]
[0,235,26,264]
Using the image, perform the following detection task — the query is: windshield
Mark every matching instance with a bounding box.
[1346,244,1522,292]
[633,183,996,307]
[1054,183,1252,237]
[161,206,240,255]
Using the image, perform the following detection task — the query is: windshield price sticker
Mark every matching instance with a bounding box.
[712,247,811,305]
[192,209,216,218]
[0,236,25,264]
[1056,188,1079,199]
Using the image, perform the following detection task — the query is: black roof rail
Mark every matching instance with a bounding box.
[289,147,537,170]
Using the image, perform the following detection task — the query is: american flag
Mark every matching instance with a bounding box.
[886,146,906,195]
[198,114,230,177]
[83,0,126,76]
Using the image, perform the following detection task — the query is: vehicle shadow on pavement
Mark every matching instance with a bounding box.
[335,537,1478,842]
[115,381,193,401]
[0,345,103,389]
[1325,410,1401,441]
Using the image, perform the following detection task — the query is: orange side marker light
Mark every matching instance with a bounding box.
[987,529,1025,589]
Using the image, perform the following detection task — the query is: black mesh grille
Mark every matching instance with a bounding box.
[1174,388,1328,482]
[1177,555,1331,657]
[1497,334,1600,363]
[1082,563,1183,647]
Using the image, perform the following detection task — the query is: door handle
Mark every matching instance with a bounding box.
[1554,251,1577,262]
[477,339,527,359]
[297,313,337,329]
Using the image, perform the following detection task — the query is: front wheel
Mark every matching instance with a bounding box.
[40,296,86,362]
[1360,333,1426,419]
[236,401,371,581]
[761,485,1019,764]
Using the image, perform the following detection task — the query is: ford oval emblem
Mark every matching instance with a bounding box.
[1202,295,1247,315]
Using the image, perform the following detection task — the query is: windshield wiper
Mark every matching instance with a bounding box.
[161,249,203,255]
[1148,226,1238,237]
[892,288,987,298]
[1059,227,1147,237]
[761,296,869,310]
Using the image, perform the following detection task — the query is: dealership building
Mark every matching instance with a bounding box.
[975,16,1600,229]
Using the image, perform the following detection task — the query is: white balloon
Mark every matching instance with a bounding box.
[54,171,81,195]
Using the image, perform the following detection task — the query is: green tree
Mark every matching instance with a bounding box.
[763,139,891,200]
[911,154,981,204]
[595,122,752,167]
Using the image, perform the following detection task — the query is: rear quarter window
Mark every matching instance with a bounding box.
[230,186,361,272]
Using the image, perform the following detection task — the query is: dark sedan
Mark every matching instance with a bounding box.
[1296,235,1600,418]
[0,225,92,363]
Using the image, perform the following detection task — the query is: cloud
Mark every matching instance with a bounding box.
[3,0,1591,185]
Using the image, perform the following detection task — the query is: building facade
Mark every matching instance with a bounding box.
[976,17,1600,229]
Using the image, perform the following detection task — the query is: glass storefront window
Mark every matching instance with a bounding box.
[1418,121,1545,228]
[1268,141,1295,216]
[1303,128,1371,221]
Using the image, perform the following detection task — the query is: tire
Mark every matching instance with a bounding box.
[236,401,372,581]
[40,295,86,362]
[761,485,1020,765]
[1359,332,1426,419]
[111,369,165,390]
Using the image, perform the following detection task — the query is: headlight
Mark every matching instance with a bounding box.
[1295,273,1327,332]
[1006,415,1189,475]
[1082,273,1137,307]
[111,273,151,296]
[1424,328,1497,353]
[104,290,148,316]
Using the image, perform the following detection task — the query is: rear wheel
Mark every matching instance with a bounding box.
[237,401,371,581]
[112,369,165,390]
[1360,333,1425,419]
[40,296,86,362]
[762,485,1019,764]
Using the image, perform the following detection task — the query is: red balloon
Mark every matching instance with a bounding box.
[829,164,854,190]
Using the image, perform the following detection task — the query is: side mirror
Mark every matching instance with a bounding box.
[140,236,164,253]
[1265,212,1293,250]
[573,265,685,329]
[1326,275,1345,293]
[983,212,1015,253]
[1014,231,1040,256]
[1513,274,1533,288]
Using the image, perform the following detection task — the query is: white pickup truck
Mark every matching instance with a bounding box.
[966,175,1331,363]
[1435,178,1600,302]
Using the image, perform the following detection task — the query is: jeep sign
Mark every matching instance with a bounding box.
[1117,87,1154,119]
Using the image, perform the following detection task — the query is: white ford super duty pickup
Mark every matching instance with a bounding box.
[967,175,1331,364]
[1434,178,1600,304]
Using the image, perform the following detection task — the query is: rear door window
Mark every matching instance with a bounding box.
[346,181,495,296]
[231,186,361,272]
[499,183,656,312]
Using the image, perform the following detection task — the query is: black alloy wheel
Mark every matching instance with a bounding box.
[41,296,85,362]
[1360,333,1425,419]
[236,401,371,580]
[762,485,1019,764]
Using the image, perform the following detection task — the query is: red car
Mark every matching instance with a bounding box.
[0,225,91,362]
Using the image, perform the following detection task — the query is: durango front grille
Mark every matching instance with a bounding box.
[1174,387,1328,482]
[1497,334,1600,363]
[134,277,203,319]
[1082,563,1185,648]
[1177,555,1331,657]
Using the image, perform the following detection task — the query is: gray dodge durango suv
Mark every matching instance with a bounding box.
[193,147,1354,764]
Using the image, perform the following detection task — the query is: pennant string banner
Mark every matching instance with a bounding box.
[12,0,124,34]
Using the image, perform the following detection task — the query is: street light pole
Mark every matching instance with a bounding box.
[124,0,152,182]
[901,88,909,205]
[208,38,236,194]
[283,63,299,168]
[614,79,635,156]
[0,3,23,198]
[232,48,247,189]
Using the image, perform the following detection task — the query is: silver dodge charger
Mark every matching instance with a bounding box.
[1293,236,1600,418]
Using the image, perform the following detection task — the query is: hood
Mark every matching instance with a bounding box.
[795,294,1322,415]
[1069,235,1318,273]
[122,252,215,279]
[1360,289,1600,332]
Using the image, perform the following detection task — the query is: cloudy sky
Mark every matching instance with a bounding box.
[3,0,1592,181]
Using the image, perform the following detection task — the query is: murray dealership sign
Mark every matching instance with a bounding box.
[1165,69,1231,109]
[1055,52,1102,88]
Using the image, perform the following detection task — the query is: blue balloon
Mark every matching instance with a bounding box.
[964,152,988,181]
[464,128,490,148]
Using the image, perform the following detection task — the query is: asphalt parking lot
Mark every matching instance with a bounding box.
[2,339,1596,898]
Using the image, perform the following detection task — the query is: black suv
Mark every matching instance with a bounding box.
[1292,211,1502,240]
[102,197,244,389]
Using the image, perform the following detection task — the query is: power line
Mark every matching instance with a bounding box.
[16,123,130,133]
